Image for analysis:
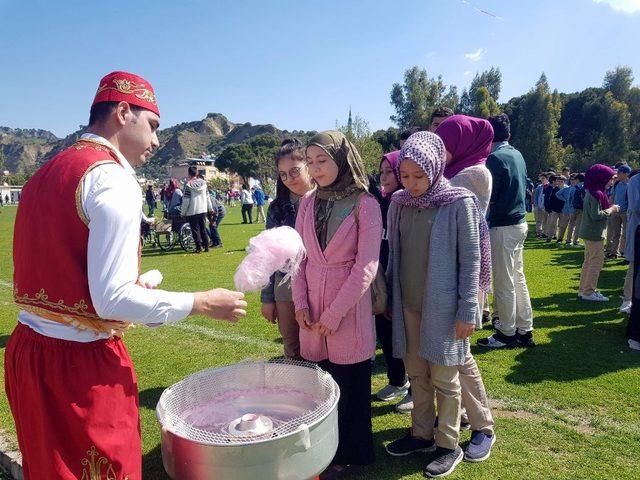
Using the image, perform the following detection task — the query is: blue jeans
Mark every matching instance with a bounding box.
[209,214,225,246]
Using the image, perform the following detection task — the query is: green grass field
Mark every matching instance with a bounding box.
[0,204,639,479]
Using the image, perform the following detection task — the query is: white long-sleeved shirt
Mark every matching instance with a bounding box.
[18,134,194,342]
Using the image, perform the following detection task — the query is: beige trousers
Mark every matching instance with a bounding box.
[490,224,534,336]
[567,211,583,244]
[534,207,546,235]
[459,354,494,435]
[606,212,627,255]
[556,213,571,242]
[403,308,460,449]
[545,212,560,238]
[623,262,634,302]
[276,301,300,359]
[579,240,605,296]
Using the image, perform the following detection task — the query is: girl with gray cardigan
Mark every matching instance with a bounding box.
[384,132,492,478]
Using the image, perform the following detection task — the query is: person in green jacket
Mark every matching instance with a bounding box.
[578,164,619,302]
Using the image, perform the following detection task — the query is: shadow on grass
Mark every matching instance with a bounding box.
[0,335,9,348]
[143,444,170,479]
[500,317,640,385]
[139,386,166,411]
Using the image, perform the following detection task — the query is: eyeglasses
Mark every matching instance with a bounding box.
[279,166,303,182]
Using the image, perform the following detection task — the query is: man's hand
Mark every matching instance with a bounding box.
[295,308,312,330]
[192,289,247,323]
[455,320,475,340]
[607,204,620,214]
[261,303,278,324]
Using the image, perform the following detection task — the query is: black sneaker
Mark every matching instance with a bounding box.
[516,331,536,348]
[481,311,490,324]
[477,330,518,349]
[423,446,464,478]
[386,431,436,457]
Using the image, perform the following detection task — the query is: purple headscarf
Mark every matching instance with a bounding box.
[380,150,401,196]
[391,131,492,292]
[435,114,494,180]
[585,164,616,210]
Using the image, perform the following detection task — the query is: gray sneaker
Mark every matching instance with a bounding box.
[423,446,464,477]
[464,431,496,462]
[395,393,413,413]
[375,381,409,401]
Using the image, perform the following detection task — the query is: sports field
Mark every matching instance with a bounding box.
[0,205,639,479]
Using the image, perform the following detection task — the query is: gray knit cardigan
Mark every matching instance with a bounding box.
[386,197,481,366]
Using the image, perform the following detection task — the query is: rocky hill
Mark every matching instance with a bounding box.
[0,113,304,179]
[0,127,58,174]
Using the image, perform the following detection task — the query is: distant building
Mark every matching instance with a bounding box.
[168,155,232,183]
[0,185,23,204]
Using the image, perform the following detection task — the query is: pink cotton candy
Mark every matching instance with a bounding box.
[234,226,306,293]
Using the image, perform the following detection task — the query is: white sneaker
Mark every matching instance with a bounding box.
[620,300,632,314]
[581,291,609,302]
[376,381,410,401]
[395,393,414,413]
[629,339,640,351]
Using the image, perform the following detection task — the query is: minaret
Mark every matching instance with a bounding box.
[347,106,353,133]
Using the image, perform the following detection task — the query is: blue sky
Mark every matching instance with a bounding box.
[1,0,639,138]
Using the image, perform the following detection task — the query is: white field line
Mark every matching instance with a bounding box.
[0,280,13,289]
[171,322,280,351]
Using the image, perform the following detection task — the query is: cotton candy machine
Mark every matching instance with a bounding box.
[156,359,340,480]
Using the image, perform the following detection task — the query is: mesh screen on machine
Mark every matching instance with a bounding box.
[157,359,339,445]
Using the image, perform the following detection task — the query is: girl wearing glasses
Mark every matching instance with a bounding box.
[260,139,314,359]
[292,131,382,478]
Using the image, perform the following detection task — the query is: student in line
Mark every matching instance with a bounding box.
[567,173,586,247]
[374,150,413,413]
[533,173,549,238]
[292,131,381,479]
[385,132,492,477]
[261,139,314,360]
[545,175,566,243]
[555,175,575,246]
[578,164,619,302]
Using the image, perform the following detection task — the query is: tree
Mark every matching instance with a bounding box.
[459,67,502,117]
[372,127,400,152]
[603,66,634,102]
[215,134,281,182]
[591,91,631,164]
[390,67,458,129]
[336,114,383,174]
[511,73,566,173]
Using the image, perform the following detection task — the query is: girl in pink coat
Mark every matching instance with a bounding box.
[292,131,382,478]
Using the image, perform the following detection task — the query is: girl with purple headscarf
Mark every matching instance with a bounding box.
[374,150,412,411]
[435,114,494,214]
[578,164,620,302]
[384,132,493,476]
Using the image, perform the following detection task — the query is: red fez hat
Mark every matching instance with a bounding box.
[92,71,160,116]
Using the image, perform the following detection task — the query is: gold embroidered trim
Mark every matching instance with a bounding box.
[14,285,133,337]
[96,78,157,105]
[15,287,98,317]
[81,445,129,480]
[75,159,119,226]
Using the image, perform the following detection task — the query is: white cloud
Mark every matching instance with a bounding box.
[464,71,473,76]
[464,48,486,62]
[593,0,640,13]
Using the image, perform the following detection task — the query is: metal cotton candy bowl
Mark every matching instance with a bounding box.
[156,359,340,480]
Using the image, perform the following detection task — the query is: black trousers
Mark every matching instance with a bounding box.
[187,213,208,251]
[318,359,375,466]
[628,225,640,342]
[375,314,406,387]
[241,204,253,223]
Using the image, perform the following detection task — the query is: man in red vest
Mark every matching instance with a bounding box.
[7,71,247,479]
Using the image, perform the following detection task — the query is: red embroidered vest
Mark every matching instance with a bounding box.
[13,138,133,335]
